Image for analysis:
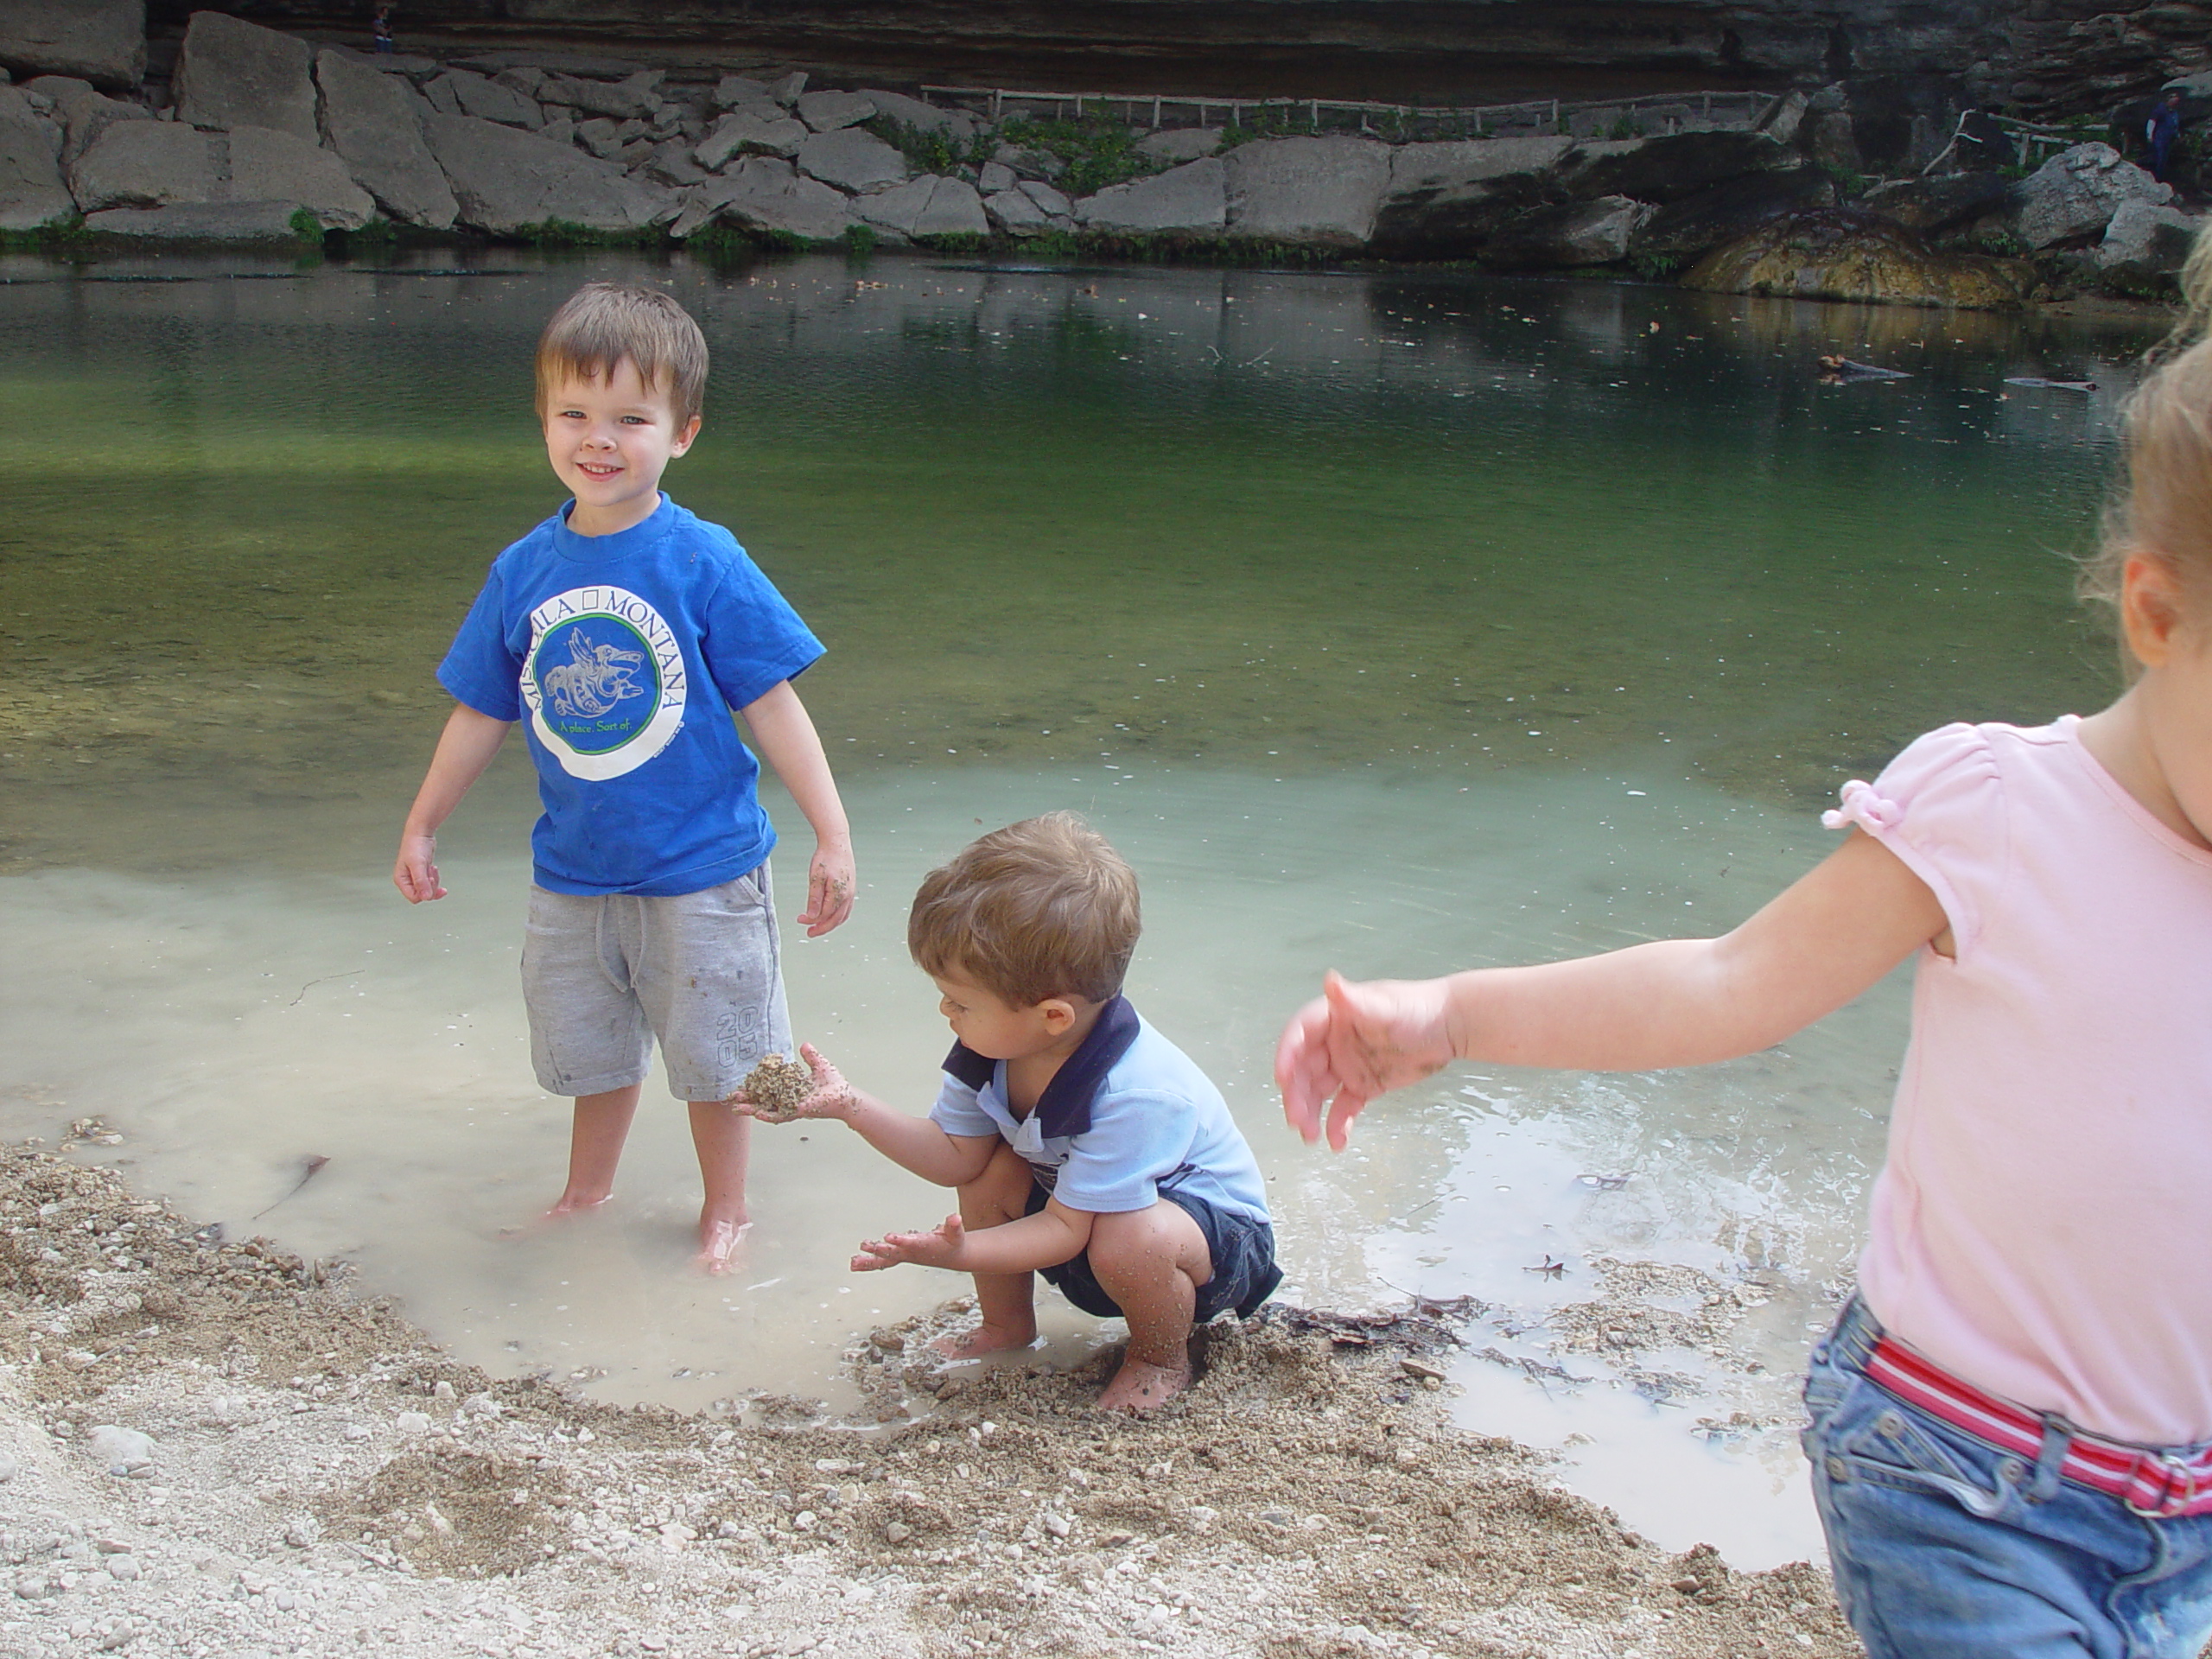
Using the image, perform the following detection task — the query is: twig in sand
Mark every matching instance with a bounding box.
[252,1154,330,1219]
[285,970,360,1009]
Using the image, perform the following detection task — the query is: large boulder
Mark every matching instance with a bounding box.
[22,73,149,168]
[81,199,303,240]
[540,71,660,122]
[1628,167,1836,264]
[1139,127,1222,165]
[1683,210,2028,308]
[1560,130,1796,203]
[1077,156,1224,236]
[2007,143,2171,249]
[1484,195,1650,268]
[0,82,74,228]
[437,69,542,130]
[673,155,855,243]
[420,111,674,235]
[906,175,988,238]
[1859,172,2011,234]
[2097,199,2202,275]
[861,89,976,143]
[315,48,456,228]
[1370,136,1572,256]
[695,110,806,169]
[67,119,222,211]
[850,174,937,238]
[1224,136,1390,247]
[0,0,143,90]
[794,127,906,192]
[794,90,874,132]
[174,12,318,143]
[225,124,372,229]
[983,186,1049,235]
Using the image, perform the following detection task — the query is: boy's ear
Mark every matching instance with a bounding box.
[1036,996,1078,1034]
[671,414,702,457]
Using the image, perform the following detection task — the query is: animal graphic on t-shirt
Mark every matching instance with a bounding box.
[540,629,647,719]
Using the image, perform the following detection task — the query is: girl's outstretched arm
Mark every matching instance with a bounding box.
[1277,829,1949,1150]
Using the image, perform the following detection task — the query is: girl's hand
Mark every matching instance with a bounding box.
[851,1214,964,1272]
[1275,970,1457,1151]
[797,837,855,938]
[728,1042,856,1123]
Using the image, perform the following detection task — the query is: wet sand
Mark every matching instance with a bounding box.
[0,1142,1862,1658]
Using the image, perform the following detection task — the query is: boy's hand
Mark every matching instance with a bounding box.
[727,1042,856,1124]
[796,837,855,938]
[1275,970,1457,1152]
[851,1214,964,1272]
[393,831,448,903]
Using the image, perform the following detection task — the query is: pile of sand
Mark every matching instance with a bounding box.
[0,1144,1860,1657]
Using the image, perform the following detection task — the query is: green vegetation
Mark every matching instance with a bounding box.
[516,218,665,247]
[842,223,878,257]
[289,207,325,242]
[1820,162,1871,200]
[1628,249,1683,281]
[998,117,1155,195]
[867,118,995,177]
[0,216,89,251]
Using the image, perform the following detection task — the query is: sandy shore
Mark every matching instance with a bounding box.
[0,1141,1861,1658]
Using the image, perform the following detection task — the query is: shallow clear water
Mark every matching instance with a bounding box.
[0,245,2157,1567]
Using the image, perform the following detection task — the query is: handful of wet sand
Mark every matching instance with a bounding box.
[739,1052,814,1122]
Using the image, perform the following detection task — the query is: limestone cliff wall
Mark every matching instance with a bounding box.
[145,2,2212,114]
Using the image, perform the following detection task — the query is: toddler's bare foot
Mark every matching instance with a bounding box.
[931,1322,1038,1362]
[1096,1354,1192,1415]
[696,1217,753,1275]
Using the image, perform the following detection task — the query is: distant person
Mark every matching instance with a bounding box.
[1276,238,2212,1656]
[734,814,1281,1414]
[392,283,855,1274]
[372,4,395,54]
[2149,87,2183,181]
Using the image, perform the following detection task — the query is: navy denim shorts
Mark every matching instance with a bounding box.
[1025,1182,1282,1325]
[1803,1295,2212,1659]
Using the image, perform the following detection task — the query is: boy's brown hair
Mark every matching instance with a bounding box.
[908,813,1141,1007]
[535,282,709,428]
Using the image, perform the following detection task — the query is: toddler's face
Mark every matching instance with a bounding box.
[931,973,1069,1061]
[541,358,699,537]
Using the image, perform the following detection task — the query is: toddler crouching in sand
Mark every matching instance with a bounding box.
[735,813,1281,1413]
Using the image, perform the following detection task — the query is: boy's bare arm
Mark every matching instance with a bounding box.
[737,680,855,937]
[851,1199,1093,1276]
[393,703,515,902]
[731,1045,998,1187]
[1278,830,1949,1149]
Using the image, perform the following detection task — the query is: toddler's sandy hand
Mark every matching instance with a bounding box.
[797,840,855,938]
[392,832,447,903]
[728,1043,855,1123]
[850,1214,964,1272]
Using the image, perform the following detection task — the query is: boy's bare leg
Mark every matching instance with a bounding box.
[1086,1202,1211,1414]
[688,1100,752,1274]
[545,1084,643,1217]
[933,1143,1040,1360]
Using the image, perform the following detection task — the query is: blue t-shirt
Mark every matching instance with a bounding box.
[928,1000,1273,1223]
[436,494,823,896]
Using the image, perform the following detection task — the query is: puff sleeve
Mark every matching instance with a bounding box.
[1822,721,2008,959]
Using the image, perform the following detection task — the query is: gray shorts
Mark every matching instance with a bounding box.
[519,866,793,1103]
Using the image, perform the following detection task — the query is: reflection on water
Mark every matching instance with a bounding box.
[0,247,2158,1567]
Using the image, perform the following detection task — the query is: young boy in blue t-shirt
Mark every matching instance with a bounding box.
[393,282,854,1273]
[734,813,1281,1413]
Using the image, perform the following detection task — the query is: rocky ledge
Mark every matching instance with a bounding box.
[0,10,2200,309]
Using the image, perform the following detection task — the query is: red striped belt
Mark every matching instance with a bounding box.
[1866,1336,2212,1519]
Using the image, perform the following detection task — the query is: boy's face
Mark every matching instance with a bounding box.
[931,973,1077,1060]
[542,357,700,537]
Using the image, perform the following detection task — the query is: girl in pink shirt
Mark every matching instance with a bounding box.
[1277,295,2212,1652]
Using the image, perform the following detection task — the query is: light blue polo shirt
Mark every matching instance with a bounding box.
[928,999,1271,1223]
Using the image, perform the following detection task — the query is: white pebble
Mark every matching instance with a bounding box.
[103,1556,137,1582]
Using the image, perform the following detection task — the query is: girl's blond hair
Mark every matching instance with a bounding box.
[2083,220,2212,648]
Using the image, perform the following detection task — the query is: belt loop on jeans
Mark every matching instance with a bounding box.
[2028,1414,2069,1505]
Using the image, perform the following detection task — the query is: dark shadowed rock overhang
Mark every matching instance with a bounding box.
[143,2,2211,115]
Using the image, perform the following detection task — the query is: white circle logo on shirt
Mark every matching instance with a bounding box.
[521,586,686,780]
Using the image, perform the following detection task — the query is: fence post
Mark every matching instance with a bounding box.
[1153,95,1161,127]
[990,88,1001,123]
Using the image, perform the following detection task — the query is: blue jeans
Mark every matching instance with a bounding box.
[1803,1297,2212,1658]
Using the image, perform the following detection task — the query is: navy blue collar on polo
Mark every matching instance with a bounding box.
[940,995,1140,1139]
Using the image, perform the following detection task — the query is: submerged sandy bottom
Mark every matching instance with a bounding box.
[1,760,1904,1570]
[0,1144,1864,1659]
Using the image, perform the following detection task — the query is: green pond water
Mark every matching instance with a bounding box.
[0,245,2158,1567]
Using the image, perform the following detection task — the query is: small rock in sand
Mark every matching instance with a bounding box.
[86,1426,154,1468]
[883,1521,912,1545]
[103,1554,138,1581]
[395,1411,429,1435]
[0,1452,17,1482]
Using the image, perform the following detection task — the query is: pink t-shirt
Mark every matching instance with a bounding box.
[1827,716,2212,1446]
